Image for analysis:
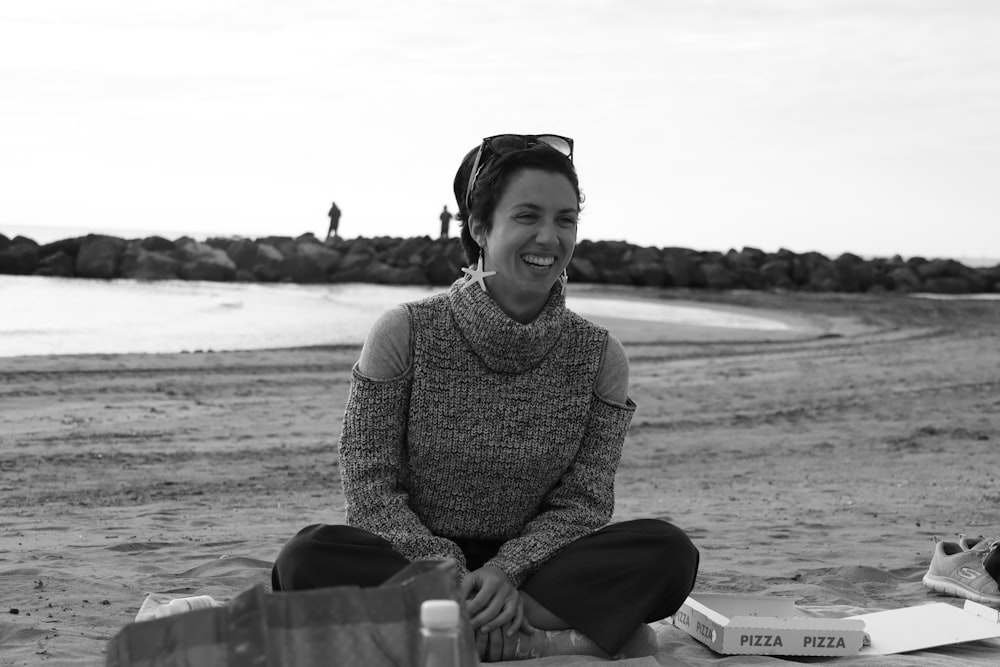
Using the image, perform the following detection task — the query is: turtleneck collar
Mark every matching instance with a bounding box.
[448,278,566,374]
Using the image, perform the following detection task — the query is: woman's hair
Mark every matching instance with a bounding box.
[452,144,583,264]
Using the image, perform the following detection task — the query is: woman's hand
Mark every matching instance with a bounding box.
[461,565,518,632]
[475,615,540,662]
[462,565,540,660]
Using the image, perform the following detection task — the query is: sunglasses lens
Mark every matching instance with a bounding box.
[485,134,573,158]
[534,135,573,156]
[486,135,529,153]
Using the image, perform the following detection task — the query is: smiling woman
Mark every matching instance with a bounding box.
[271,134,700,662]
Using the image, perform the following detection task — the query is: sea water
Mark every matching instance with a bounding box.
[1,275,806,358]
[0,276,439,357]
[2,275,995,358]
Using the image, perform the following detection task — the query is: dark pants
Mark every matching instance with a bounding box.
[271,519,699,655]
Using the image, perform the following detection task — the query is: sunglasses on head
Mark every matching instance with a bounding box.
[464,134,574,210]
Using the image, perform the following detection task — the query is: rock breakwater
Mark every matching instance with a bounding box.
[2,231,998,294]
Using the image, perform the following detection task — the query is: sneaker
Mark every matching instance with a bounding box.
[959,534,998,552]
[922,540,1000,605]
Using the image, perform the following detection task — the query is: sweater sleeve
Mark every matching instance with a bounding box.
[484,392,636,587]
[338,365,469,576]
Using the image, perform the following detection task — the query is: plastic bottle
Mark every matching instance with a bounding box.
[154,595,220,619]
[418,599,463,667]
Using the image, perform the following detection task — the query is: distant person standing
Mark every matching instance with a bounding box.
[439,205,453,239]
[327,201,342,241]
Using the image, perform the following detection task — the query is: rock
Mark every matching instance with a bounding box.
[387,236,431,267]
[76,236,126,279]
[599,266,634,286]
[424,242,466,286]
[759,259,794,289]
[835,253,875,292]
[250,244,285,282]
[802,252,839,291]
[252,264,285,282]
[225,239,288,280]
[886,266,921,292]
[256,236,298,257]
[776,249,809,285]
[327,266,369,283]
[944,261,989,293]
[204,236,236,251]
[981,265,1000,292]
[915,258,961,280]
[630,261,669,287]
[908,259,987,293]
[120,246,180,280]
[588,240,631,273]
[335,237,376,257]
[176,240,236,282]
[628,247,667,287]
[444,239,469,267]
[226,239,263,272]
[40,236,85,261]
[424,256,460,286]
[180,260,236,282]
[737,246,768,268]
[140,236,176,253]
[735,267,767,290]
[35,251,75,277]
[296,242,342,275]
[629,246,663,265]
[361,260,429,286]
[922,277,971,294]
[296,232,322,245]
[278,253,326,283]
[661,249,697,287]
[725,247,766,271]
[0,239,40,275]
[337,247,375,274]
[962,271,989,293]
[699,261,737,289]
[567,256,599,284]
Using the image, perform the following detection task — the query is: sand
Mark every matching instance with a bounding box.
[2,288,999,665]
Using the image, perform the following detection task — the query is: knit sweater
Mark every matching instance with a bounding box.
[338,278,636,586]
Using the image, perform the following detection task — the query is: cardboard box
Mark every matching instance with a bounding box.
[850,599,1000,655]
[672,593,1000,657]
[671,593,866,656]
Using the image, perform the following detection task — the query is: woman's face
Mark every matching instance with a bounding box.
[471,168,579,321]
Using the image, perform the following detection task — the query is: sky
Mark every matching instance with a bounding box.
[1,0,998,262]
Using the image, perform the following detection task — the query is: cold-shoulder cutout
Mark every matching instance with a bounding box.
[595,333,629,404]
[357,305,411,380]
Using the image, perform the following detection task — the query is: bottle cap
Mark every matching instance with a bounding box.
[420,599,460,629]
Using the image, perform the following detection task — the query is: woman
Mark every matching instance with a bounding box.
[272,134,699,661]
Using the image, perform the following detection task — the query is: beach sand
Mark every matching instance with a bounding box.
[2,288,999,665]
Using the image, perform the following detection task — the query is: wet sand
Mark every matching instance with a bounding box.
[2,289,999,665]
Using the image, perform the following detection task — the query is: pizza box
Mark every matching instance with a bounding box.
[671,593,866,656]
[672,593,1000,657]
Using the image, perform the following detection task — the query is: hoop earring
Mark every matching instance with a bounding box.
[461,249,496,292]
[558,269,569,295]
